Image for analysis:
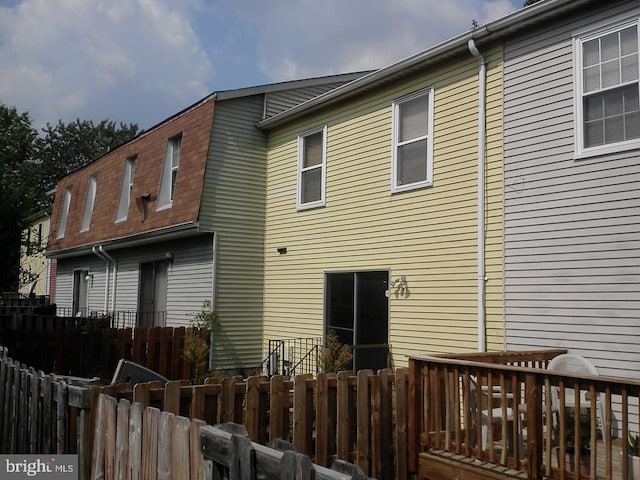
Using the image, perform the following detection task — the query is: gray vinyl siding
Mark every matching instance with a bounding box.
[54,236,213,326]
[503,0,640,381]
[199,95,266,371]
[54,256,108,313]
[265,82,350,118]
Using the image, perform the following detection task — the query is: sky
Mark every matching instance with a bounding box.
[0,0,521,131]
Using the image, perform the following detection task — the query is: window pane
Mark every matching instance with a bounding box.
[601,59,621,88]
[171,139,181,168]
[397,139,427,185]
[583,38,600,67]
[621,55,639,83]
[301,168,321,204]
[583,65,600,92]
[625,111,640,140]
[584,120,604,147]
[303,132,323,168]
[604,89,623,116]
[399,95,428,142]
[604,115,624,144]
[625,85,640,111]
[584,95,603,121]
[601,31,619,62]
[620,26,638,56]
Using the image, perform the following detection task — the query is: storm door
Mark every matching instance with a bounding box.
[138,260,168,327]
[72,269,89,316]
[325,271,389,371]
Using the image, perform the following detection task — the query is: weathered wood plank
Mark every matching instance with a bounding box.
[315,372,329,467]
[90,393,106,480]
[293,374,313,455]
[190,418,206,480]
[157,411,173,480]
[356,369,372,475]
[162,381,180,415]
[115,399,130,480]
[103,395,118,480]
[395,368,408,480]
[336,371,351,462]
[141,407,160,480]
[171,415,191,479]
[128,402,143,480]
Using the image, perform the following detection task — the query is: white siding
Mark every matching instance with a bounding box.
[503,0,640,380]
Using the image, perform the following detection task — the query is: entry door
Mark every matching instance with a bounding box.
[72,269,89,316]
[138,260,168,327]
[325,271,389,371]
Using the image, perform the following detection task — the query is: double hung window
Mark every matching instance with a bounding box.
[80,174,98,232]
[157,135,182,210]
[576,21,640,156]
[392,88,434,192]
[57,187,72,239]
[297,126,327,209]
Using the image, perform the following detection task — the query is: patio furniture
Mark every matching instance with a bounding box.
[547,353,606,446]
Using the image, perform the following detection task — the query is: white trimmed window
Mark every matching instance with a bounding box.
[116,156,136,222]
[57,187,72,239]
[157,134,182,210]
[297,126,327,210]
[392,88,434,193]
[80,174,98,232]
[576,21,640,157]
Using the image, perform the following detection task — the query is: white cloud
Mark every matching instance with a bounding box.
[0,0,214,129]
[227,0,520,82]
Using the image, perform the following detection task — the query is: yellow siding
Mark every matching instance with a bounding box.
[19,216,51,296]
[264,46,504,365]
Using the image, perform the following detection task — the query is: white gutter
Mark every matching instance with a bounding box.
[99,246,117,313]
[92,246,110,312]
[468,39,487,353]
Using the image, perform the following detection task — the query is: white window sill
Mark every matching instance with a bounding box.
[574,140,640,160]
[391,180,433,194]
[156,203,173,212]
[297,201,325,211]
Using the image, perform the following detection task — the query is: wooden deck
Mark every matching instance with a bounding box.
[408,350,640,480]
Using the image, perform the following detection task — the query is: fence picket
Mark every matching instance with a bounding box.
[316,372,329,467]
[115,399,130,480]
[293,374,313,455]
[141,407,159,480]
[103,395,118,480]
[157,411,173,480]
[356,369,372,475]
[128,402,143,480]
[190,418,206,480]
[171,415,191,479]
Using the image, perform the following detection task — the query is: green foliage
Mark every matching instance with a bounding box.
[33,118,140,207]
[563,411,592,453]
[319,330,352,373]
[0,104,38,292]
[184,300,219,383]
[629,432,640,456]
[0,101,139,293]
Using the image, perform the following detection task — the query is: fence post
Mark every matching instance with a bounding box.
[293,374,313,455]
[525,373,541,480]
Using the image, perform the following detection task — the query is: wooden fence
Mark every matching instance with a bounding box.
[0,326,200,381]
[0,349,98,480]
[95,369,409,480]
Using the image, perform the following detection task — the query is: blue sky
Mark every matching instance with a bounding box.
[0,0,521,131]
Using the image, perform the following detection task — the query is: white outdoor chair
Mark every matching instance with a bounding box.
[469,376,517,451]
[547,353,606,446]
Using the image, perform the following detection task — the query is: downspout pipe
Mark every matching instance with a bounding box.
[468,38,487,352]
[92,246,110,312]
[98,246,117,313]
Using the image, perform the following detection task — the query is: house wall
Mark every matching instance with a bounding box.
[263,45,504,368]
[503,0,640,380]
[54,234,213,325]
[265,82,358,118]
[199,95,267,370]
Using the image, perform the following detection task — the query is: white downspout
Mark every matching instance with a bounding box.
[92,246,110,312]
[99,246,117,313]
[468,38,487,352]
[209,232,218,370]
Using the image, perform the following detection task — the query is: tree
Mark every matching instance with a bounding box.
[0,102,140,293]
[0,104,38,292]
[33,119,139,207]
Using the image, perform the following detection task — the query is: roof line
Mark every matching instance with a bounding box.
[257,0,598,130]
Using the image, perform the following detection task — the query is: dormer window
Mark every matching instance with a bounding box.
[157,135,182,210]
[116,156,136,222]
[80,174,98,232]
[57,187,72,239]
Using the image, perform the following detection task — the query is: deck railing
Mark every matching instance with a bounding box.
[409,349,640,480]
